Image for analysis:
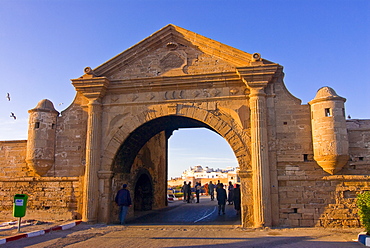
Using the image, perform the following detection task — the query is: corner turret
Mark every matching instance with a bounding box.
[26,99,59,176]
[309,87,349,174]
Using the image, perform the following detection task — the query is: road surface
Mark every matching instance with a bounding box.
[2,196,364,247]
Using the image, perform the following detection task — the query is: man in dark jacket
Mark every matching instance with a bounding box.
[216,183,227,215]
[208,181,215,201]
[115,184,132,224]
[182,181,189,202]
[187,182,192,203]
[233,184,241,215]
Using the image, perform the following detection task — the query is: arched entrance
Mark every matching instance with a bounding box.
[108,111,253,225]
[134,172,153,211]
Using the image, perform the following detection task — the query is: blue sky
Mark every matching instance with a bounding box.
[0,1,369,178]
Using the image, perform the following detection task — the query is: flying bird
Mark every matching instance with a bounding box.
[58,103,64,106]
[6,93,10,101]
[10,112,16,120]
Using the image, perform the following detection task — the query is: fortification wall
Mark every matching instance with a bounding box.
[0,140,30,177]
[0,140,82,221]
[276,120,370,228]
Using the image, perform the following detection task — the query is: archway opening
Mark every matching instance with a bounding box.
[134,173,153,211]
[112,115,243,225]
[168,128,239,181]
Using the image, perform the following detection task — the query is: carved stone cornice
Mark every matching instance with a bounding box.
[107,71,241,94]
[97,170,114,179]
[237,64,281,90]
[71,76,110,101]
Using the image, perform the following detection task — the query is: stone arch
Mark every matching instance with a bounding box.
[102,104,251,173]
[101,104,253,225]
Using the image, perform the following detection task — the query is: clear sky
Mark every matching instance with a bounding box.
[0,1,369,179]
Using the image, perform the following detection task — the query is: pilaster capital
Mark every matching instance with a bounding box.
[236,64,282,96]
[71,76,110,101]
[247,81,269,97]
[238,169,253,179]
[97,170,114,179]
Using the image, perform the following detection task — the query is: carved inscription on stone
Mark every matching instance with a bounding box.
[230,88,239,95]
[164,91,184,100]
[160,52,185,71]
[211,89,221,97]
[131,94,139,102]
[146,93,155,101]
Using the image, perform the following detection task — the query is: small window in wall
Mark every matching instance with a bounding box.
[35,122,40,129]
[283,122,288,125]
[230,177,233,180]
[303,154,309,161]
[51,123,55,129]
[359,157,364,161]
[325,108,332,117]
[342,108,345,117]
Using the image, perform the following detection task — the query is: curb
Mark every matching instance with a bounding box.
[358,232,370,247]
[0,220,82,245]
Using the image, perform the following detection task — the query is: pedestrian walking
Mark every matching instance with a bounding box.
[227,181,234,205]
[216,180,221,189]
[195,182,201,203]
[182,181,188,202]
[187,182,192,203]
[216,183,227,215]
[115,184,132,224]
[233,184,241,215]
[208,181,215,201]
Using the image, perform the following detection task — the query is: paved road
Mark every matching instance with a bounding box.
[131,196,241,225]
[2,196,364,247]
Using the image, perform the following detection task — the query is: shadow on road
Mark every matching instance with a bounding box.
[129,196,241,226]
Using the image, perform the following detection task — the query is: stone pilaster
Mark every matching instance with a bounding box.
[238,169,254,227]
[97,170,114,223]
[248,81,272,228]
[82,99,102,222]
[72,73,109,223]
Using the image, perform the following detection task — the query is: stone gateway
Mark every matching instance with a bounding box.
[1,24,369,228]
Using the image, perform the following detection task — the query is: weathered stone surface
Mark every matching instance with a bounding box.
[0,24,369,229]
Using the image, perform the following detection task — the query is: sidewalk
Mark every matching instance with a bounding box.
[0,219,366,247]
[0,219,82,245]
[0,200,183,245]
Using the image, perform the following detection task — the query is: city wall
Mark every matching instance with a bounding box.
[0,24,369,228]
[0,140,82,221]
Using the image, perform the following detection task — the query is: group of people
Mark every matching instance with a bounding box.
[181,181,202,203]
[182,180,241,215]
[115,180,242,225]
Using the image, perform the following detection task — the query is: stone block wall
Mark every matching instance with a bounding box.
[0,140,31,177]
[50,93,88,177]
[272,82,370,228]
[278,173,369,228]
[276,119,370,228]
[0,177,82,221]
[0,138,83,222]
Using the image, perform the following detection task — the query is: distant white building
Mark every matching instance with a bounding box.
[168,165,240,188]
[182,165,239,183]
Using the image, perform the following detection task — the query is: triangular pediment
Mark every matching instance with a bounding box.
[91,24,273,80]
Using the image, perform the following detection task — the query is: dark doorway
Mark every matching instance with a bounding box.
[134,173,153,211]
